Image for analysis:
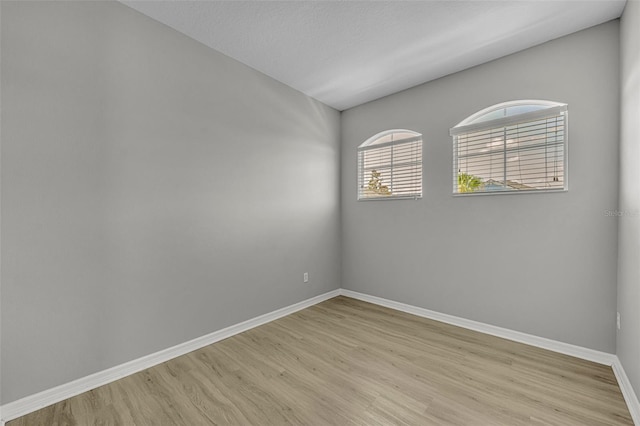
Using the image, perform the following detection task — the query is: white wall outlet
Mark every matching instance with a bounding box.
[617,312,621,330]
[303,272,309,283]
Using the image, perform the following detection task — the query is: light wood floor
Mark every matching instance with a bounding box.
[9,296,633,425]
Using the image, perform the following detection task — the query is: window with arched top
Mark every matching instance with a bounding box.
[450,100,568,195]
[357,129,422,200]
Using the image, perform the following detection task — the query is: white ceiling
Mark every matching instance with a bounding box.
[122,1,626,111]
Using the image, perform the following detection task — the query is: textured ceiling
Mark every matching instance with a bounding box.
[122,1,626,111]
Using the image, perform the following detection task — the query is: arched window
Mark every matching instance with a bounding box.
[357,129,422,200]
[450,100,568,195]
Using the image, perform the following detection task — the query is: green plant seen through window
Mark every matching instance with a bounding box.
[367,169,391,195]
[458,172,483,193]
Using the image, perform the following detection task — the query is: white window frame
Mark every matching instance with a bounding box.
[450,100,568,196]
[357,129,423,201]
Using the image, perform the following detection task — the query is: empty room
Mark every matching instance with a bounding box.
[1,0,640,424]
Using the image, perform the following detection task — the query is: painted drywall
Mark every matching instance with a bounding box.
[0,0,3,411]
[0,1,340,404]
[617,0,640,397]
[341,21,620,353]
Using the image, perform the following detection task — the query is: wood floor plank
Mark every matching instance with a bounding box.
[7,296,633,425]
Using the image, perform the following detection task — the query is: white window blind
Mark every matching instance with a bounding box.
[450,101,568,195]
[357,130,422,200]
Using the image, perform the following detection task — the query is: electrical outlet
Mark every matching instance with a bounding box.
[303,272,309,283]
[617,312,621,330]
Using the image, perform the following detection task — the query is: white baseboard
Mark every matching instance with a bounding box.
[3,288,639,425]
[340,289,640,425]
[0,289,341,424]
[613,357,640,425]
[340,289,616,365]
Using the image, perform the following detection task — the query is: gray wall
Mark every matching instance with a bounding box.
[618,0,640,397]
[0,1,340,404]
[341,21,620,353]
